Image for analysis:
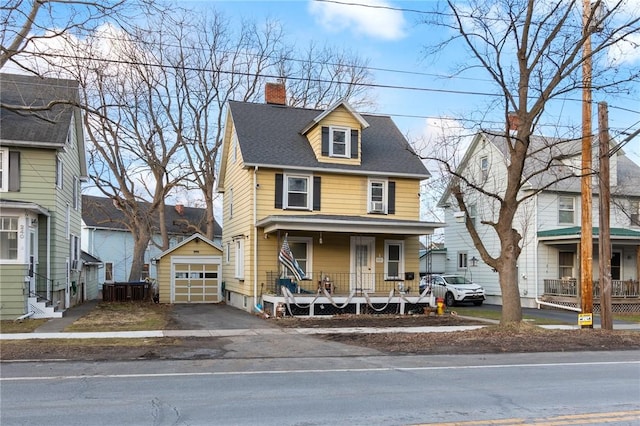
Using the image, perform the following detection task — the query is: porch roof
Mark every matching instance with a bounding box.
[0,199,50,216]
[257,214,443,235]
[538,226,640,241]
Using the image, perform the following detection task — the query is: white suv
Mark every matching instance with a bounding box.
[420,274,485,307]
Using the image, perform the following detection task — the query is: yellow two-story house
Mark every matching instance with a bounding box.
[218,83,441,316]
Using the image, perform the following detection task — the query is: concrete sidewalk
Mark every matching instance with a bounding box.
[2,300,638,341]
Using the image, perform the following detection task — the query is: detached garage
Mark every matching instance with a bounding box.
[154,234,223,304]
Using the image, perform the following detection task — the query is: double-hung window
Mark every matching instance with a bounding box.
[558,196,574,224]
[285,175,310,209]
[457,252,468,270]
[631,200,640,227]
[329,127,350,158]
[0,216,19,260]
[283,237,312,279]
[235,238,244,279]
[480,156,489,180]
[384,240,404,279]
[369,179,386,213]
[0,149,7,192]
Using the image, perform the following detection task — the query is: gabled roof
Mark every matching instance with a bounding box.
[82,195,222,237]
[153,233,221,261]
[226,100,429,179]
[0,73,80,147]
[439,131,640,207]
[300,99,370,135]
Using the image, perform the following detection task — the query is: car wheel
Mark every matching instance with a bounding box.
[444,292,455,307]
[473,300,483,306]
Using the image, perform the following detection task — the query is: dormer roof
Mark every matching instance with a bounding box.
[300,99,370,135]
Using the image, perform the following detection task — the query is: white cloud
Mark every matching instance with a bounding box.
[308,0,406,40]
[607,33,640,65]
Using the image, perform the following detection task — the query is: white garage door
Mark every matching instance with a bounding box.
[171,256,221,303]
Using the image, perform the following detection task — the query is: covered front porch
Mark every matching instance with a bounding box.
[255,214,441,317]
[538,226,640,313]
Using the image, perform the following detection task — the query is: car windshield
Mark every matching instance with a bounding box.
[444,276,473,285]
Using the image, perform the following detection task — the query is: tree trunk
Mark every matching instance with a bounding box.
[128,230,151,282]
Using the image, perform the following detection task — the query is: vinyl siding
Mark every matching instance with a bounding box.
[0,264,28,320]
[308,106,361,166]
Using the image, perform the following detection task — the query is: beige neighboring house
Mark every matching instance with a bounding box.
[154,233,223,303]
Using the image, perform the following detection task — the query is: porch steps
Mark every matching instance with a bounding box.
[27,297,63,319]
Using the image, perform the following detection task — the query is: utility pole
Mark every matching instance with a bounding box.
[580,0,594,326]
[598,102,612,330]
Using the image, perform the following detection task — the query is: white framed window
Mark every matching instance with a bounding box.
[384,240,404,279]
[235,238,244,279]
[0,216,19,260]
[56,156,63,189]
[70,235,80,270]
[225,242,231,264]
[229,188,233,219]
[105,262,114,282]
[457,252,468,270]
[468,204,477,226]
[66,203,71,240]
[0,149,7,192]
[368,179,387,213]
[480,156,488,180]
[285,174,311,210]
[558,196,574,224]
[631,200,640,227]
[283,237,312,279]
[73,176,80,210]
[329,126,350,158]
[558,252,574,278]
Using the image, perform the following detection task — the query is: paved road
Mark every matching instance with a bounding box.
[2,351,638,425]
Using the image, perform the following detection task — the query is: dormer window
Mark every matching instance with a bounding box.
[330,127,350,158]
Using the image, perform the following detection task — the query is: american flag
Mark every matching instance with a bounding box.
[279,234,305,282]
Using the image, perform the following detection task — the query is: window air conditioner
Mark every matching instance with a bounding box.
[371,201,385,213]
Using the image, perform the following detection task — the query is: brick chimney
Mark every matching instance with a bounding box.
[175,204,184,215]
[508,112,521,131]
[265,82,286,105]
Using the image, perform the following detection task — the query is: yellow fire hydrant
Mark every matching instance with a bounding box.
[436,298,445,315]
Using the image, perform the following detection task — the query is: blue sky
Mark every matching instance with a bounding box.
[191,0,639,163]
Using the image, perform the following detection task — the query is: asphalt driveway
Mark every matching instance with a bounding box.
[166,303,277,330]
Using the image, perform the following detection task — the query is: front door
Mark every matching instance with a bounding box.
[350,236,375,292]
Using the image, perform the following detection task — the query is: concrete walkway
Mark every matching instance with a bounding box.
[1,301,638,341]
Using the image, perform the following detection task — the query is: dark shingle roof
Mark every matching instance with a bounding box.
[0,73,79,146]
[82,195,222,237]
[484,132,640,196]
[228,100,430,178]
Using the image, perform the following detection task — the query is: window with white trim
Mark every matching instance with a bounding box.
[558,252,574,278]
[468,204,477,226]
[73,176,80,210]
[558,196,574,224]
[0,216,19,260]
[56,156,63,189]
[480,156,488,180]
[229,188,233,219]
[329,126,350,158]
[66,203,71,239]
[631,200,640,227]
[368,179,386,213]
[457,252,468,270]
[284,237,312,279]
[285,174,310,209]
[0,149,7,192]
[70,235,80,270]
[384,240,404,279]
[225,242,231,264]
[235,238,244,279]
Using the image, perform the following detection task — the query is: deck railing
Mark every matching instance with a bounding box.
[264,271,419,296]
[543,279,640,298]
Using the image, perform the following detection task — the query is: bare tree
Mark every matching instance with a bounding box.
[421,0,640,324]
[1,0,130,71]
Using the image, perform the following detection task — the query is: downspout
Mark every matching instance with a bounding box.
[534,192,581,312]
[253,166,258,310]
[47,215,51,300]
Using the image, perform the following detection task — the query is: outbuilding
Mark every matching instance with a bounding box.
[154,234,223,303]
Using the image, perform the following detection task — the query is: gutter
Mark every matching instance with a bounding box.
[533,193,581,312]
